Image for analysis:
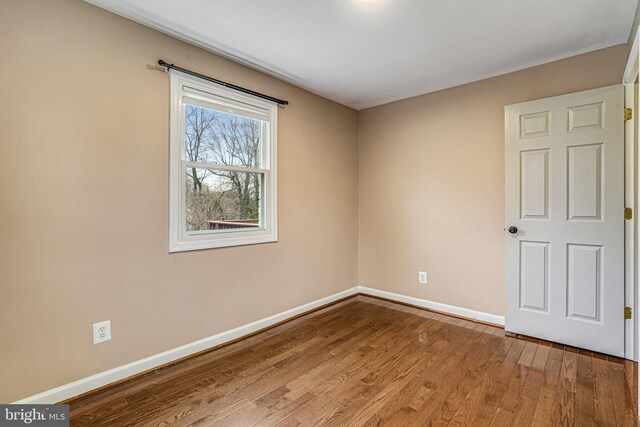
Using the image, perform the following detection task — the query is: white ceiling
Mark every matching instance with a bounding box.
[87,0,637,110]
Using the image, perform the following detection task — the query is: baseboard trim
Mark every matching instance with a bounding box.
[14,285,504,404]
[358,286,505,327]
[13,286,360,404]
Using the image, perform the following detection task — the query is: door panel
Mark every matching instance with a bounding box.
[520,150,549,219]
[568,102,603,132]
[520,111,550,138]
[566,244,601,322]
[567,143,602,220]
[519,241,549,313]
[505,85,624,356]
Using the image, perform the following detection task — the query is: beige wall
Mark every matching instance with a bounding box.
[358,45,629,317]
[0,0,359,402]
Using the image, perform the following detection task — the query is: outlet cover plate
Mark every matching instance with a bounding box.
[93,320,111,344]
[419,271,427,284]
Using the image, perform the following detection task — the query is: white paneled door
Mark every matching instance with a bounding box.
[505,85,625,356]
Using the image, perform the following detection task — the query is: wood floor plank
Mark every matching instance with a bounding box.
[490,408,514,426]
[68,297,639,427]
[542,346,564,391]
[522,344,551,402]
[532,386,558,427]
[437,334,510,426]
[593,355,618,427]
[551,350,577,426]
[446,337,517,425]
[575,353,596,427]
[624,360,638,416]
[511,396,537,427]
[609,361,638,427]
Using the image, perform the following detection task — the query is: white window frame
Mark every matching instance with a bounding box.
[169,70,278,252]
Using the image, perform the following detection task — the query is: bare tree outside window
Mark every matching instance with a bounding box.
[184,104,263,231]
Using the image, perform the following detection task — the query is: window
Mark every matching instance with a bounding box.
[169,70,278,251]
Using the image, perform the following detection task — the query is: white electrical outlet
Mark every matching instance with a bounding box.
[93,320,111,344]
[419,271,428,284]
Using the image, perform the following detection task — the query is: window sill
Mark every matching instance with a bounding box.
[169,232,278,252]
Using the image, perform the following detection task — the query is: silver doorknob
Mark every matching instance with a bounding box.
[508,226,518,234]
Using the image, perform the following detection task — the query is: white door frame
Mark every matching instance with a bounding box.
[624,31,639,364]
[622,33,640,360]
[624,30,640,419]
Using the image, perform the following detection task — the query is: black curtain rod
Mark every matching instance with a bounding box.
[158,59,288,106]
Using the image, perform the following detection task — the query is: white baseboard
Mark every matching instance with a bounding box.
[14,285,503,404]
[358,286,505,327]
[13,286,360,404]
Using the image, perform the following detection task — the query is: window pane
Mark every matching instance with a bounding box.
[185,167,263,232]
[184,103,265,168]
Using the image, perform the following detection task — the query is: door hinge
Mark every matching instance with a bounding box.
[625,306,632,319]
[625,108,633,121]
[625,207,633,220]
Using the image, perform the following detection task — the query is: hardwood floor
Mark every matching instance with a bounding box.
[68,296,638,426]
